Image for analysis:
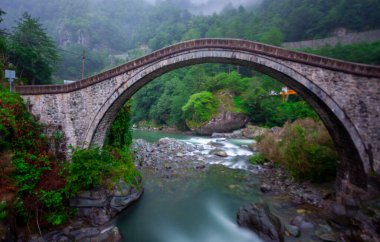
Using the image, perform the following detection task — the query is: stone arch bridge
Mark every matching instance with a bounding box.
[16,39,380,196]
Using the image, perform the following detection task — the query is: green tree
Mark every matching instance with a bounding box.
[0,9,7,80]
[9,12,59,85]
[182,91,219,128]
[259,27,284,46]
[106,101,133,149]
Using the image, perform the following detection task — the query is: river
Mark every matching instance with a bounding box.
[116,130,323,242]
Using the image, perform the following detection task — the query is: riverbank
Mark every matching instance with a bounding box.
[131,135,380,242]
[15,180,143,242]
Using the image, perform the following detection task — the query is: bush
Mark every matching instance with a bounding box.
[0,201,6,220]
[258,118,337,182]
[65,147,113,196]
[106,102,133,149]
[66,146,142,197]
[249,153,266,165]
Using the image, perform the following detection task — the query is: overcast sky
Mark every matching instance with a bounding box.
[145,0,263,14]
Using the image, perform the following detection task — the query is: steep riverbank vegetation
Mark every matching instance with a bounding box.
[0,85,139,236]
[303,41,380,65]
[132,67,318,130]
[256,119,338,182]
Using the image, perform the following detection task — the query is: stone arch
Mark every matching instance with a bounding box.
[84,48,369,192]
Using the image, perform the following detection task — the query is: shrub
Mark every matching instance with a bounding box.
[0,86,68,227]
[0,201,6,220]
[65,147,113,197]
[249,153,266,165]
[258,118,337,182]
[66,146,142,197]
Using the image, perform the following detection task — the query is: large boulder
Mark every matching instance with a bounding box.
[193,110,249,135]
[186,90,249,135]
[241,125,270,139]
[237,203,284,242]
[70,180,143,226]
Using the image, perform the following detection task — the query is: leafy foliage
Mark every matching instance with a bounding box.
[182,91,219,128]
[258,119,337,182]
[66,146,141,197]
[249,153,266,165]
[9,12,58,85]
[0,85,68,227]
[0,201,6,220]
[106,101,133,149]
[302,41,380,65]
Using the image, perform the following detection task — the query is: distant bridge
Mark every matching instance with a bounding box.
[16,38,380,196]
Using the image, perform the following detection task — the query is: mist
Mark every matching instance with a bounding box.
[145,0,263,15]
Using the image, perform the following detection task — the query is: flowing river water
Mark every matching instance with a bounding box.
[116,130,325,242]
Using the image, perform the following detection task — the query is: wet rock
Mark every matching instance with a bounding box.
[318,232,338,242]
[90,226,123,242]
[237,203,283,242]
[229,184,238,189]
[290,215,305,227]
[158,137,174,145]
[43,231,71,242]
[210,149,228,157]
[69,227,100,241]
[241,125,269,139]
[290,215,314,231]
[192,97,249,135]
[208,141,225,147]
[299,220,314,230]
[285,224,300,237]
[260,183,272,193]
[69,188,108,207]
[78,208,110,226]
[196,164,206,170]
[110,189,142,212]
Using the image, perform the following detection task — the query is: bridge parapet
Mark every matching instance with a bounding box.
[15,38,380,95]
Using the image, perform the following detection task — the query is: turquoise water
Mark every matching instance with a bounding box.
[117,130,282,242]
[117,166,263,242]
[132,129,192,142]
[117,130,330,242]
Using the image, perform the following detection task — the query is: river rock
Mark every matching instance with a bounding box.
[69,180,143,228]
[191,91,249,136]
[69,227,100,241]
[69,188,108,207]
[318,232,338,242]
[208,141,225,147]
[241,125,269,139]
[285,224,300,237]
[193,110,248,135]
[210,149,228,157]
[237,203,283,242]
[260,183,272,193]
[43,231,71,242]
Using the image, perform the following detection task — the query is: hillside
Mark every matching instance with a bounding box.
[1,0,379,81]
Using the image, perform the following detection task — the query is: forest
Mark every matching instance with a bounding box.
[1,0,380,237]
[1,0,380,80]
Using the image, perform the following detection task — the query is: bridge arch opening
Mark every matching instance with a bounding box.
[85,48,369,194]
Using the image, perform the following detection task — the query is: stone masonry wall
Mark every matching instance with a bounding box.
[283,29,380,49]
[19,41,380,195]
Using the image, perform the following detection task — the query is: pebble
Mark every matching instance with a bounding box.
[260,183,272,193]
[285,224,300,237]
